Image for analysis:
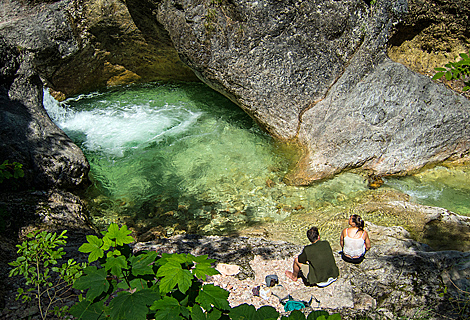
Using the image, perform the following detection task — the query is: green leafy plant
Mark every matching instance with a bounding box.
[433,52,470,91]
[8,230,86,319]
[69,223,230,320]
[0,159,24,183]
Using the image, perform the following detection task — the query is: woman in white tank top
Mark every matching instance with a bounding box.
[340,214,371,264]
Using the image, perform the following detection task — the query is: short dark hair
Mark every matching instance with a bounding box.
[306,227,320,243]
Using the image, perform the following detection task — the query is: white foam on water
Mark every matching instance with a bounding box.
[43,89,202,157]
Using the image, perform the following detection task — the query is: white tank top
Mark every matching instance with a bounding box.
[343,233,366,257]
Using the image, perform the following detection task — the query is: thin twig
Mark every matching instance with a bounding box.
[449,277,470,295]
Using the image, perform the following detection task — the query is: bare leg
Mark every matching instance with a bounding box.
[285,257,301,281]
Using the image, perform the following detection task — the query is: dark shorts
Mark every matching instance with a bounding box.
[341,252,365,264]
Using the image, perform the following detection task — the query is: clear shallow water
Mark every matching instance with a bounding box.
[43,82,470,238]
[383,165,470,216]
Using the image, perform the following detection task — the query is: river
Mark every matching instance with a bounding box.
[43,82,470,247]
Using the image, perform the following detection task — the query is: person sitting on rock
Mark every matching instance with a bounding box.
[285,226,339,287]
[339,214,371,264]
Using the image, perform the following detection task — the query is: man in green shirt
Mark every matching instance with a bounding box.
[285,226,339,287]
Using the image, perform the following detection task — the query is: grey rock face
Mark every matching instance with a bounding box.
[0,1,89,190]
[156,0,470,185]
[157,0,370,140]
[288,60,470,183]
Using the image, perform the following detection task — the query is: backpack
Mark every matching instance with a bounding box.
[274,294,313,312]
[284,300,307,312]
[265,274,279,287]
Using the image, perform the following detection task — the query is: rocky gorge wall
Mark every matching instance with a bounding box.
[1,0,469,192]
[0,0,89,191]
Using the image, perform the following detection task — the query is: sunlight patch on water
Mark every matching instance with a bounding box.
[384,165,470,216]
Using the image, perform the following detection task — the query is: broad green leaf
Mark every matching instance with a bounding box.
[460,53,469,60]
[128,278,158,293]
[73,267,109,300]
[230,304,257,319]
[69,300,105,320]
[230,304,278,320]
[151,296,188,319]
[445,70,452,80]
[193,262,219,281]
[104,223,134,246]
[286,310,306,320]
[157,261,193,294]
[129,251,158,276]
[434,67,447,72]
[150,296,178,311]
[79,235,104,263]
[102,236,113,251]
[207,308,222,320]
[192,255,216,264]
[307,310,330,320]
[255,306,279,319]
[104,255,127,276]
[154,310,185,320]
[109,289,158,320]
[432,72,445,80]
[195,284,230,311]
[150,297,187,319]
[158,252,190,266]
[191,305,207,320]
[326,313,341,320]
[280,310,307,320]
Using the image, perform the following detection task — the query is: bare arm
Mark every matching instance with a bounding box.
[340,229,346,248]
[363,230,371,251]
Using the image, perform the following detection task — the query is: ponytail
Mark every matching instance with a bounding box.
[351,214,364,231]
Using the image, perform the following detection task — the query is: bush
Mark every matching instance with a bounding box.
[433,52,470,91]
[8,230,86,319]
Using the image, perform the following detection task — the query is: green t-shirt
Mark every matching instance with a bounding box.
[298,240,339,285]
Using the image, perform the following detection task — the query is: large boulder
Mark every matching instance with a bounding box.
[155,0,470,185]
[0,0,89,190]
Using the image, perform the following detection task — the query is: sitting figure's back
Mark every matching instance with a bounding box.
[286,226,339,287]
[340,214,371,264]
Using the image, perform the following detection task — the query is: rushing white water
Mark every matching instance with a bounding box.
[45,88,201,158]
